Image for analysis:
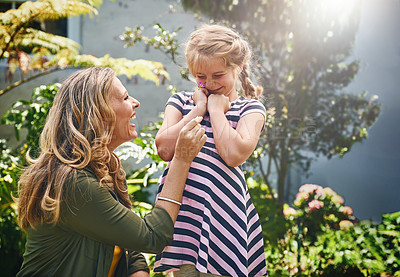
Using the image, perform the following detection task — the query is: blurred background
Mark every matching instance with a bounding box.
[1,0,399,275]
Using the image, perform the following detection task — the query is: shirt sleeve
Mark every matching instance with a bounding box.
[60,170,174,254]
[127,251,150,275]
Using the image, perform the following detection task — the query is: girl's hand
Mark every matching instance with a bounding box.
[207,93,230,114]
[193,88,208,116]
[174,116,207,163]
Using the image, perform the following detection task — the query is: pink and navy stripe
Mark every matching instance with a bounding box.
[154,92,268,277]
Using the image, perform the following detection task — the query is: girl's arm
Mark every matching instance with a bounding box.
[208,94,265,167]
[155,90,207,161]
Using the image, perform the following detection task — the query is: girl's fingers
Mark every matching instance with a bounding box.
[201,88,210,97]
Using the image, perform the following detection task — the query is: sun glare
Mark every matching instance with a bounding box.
[320,0,359,25]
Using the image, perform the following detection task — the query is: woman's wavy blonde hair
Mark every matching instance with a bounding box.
[16,67,131,231]
[185,24,263,99]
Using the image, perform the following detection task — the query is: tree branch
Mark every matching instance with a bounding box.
[0,68,60,97]
[257,154,276,202]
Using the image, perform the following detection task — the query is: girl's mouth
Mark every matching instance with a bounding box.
[209,87,222,94]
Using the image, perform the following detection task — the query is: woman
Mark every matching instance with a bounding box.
[15,67,207,277]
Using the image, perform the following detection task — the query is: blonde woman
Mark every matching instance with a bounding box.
[154,24,267,277]
[15,67,207,277]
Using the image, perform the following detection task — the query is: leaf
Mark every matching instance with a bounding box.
[73,54,170,85]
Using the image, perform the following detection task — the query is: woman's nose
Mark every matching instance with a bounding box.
[131,97,140,108]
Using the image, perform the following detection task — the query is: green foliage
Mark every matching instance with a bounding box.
[120,22,190,84]
[257,181,400,276]
[0,139,25,276]
[1,83,59,157]
[0,84,58,275]
[120,23,182,64]
[291,184,356,243]
[0,0,169,96]
[247,176,289,245]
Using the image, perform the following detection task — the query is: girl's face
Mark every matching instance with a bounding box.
[194,57,239,101]
[109,77,140,151]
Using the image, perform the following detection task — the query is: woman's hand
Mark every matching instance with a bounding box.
[207,93,230,115]
[174,116,207,163]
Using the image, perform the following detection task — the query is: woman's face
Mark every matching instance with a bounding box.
[109,77,140,151]
[194,57,239,101]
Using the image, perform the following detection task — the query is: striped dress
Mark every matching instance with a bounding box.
[154,92,268,277]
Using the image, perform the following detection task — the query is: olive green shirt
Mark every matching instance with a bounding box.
[17,169,174,277]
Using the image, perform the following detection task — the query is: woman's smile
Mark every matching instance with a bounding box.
[109,77,140,151]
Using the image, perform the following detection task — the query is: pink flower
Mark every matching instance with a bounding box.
[296,191,309,201]
[342,206,353,216]
[308,200,324,212]
[283,206,297,217]
[331,194,344,205]
[198,82,205,88]
[339,220,354,230]
[323,187,336,196]
[299,184,320,194]
[294,192,309,206]
[315,186,325,197]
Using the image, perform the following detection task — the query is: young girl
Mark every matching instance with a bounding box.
[154,24,268,277]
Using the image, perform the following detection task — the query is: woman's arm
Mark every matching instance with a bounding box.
[155,90,207,161]
[155,116,207,221]
[127,251,149,277]
[208,94,265,167]
[62,117,206,253]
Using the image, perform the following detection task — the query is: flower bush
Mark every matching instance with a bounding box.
[289,184,356,242]
[262,183,400,276]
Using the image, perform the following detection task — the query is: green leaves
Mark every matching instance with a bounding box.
[1,84,59,157]
[120,24,183,64]
[0,0,170,96]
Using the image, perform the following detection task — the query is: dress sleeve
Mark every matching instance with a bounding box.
[241,99,267,118]
[240,99,267,131]
[165,91,191,114]
[60,170,174,254]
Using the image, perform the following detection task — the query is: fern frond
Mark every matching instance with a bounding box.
[82,0,103,9]
[12,28,80,54]
[72,54,170,85]
[0,0,98,26]
[38,0,99,20]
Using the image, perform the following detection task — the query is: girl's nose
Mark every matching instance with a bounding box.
[205,78,215,88]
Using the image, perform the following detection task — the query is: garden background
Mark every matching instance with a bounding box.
[0,0,399,276]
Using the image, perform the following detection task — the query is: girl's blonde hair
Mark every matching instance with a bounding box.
[185,24,263,99]
[16,67,131,231]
